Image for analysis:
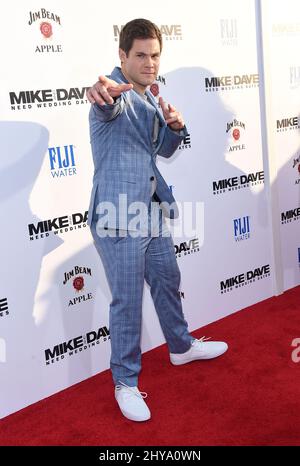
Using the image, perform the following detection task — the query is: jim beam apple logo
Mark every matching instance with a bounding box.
[293,153,300,185]
[226,119,246,152]
[63,266,93,307]
[28,8,63,53]
[150,83,159,98]
[40,22,53,38]
[150,83,159,101]
[73,276,84,292]
[150,76,166,103]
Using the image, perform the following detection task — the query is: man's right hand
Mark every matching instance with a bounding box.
[87,75,133,106]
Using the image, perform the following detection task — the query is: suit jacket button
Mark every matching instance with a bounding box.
[150,176,155,181]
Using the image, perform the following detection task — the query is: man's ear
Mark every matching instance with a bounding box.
[119,48,126,64]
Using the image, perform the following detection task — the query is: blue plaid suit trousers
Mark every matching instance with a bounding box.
[90,206,193,387]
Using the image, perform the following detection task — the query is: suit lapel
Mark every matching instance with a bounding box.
[145,90,166,126]
[145,90,168,157]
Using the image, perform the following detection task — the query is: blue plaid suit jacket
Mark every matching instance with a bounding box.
[87,67,187,230]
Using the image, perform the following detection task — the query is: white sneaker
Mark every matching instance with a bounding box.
[115,382,151,422]
[170,337,228,365]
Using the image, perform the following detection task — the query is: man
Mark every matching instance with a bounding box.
[87,18,228,422]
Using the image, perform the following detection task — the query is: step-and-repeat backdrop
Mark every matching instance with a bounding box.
[260,0,300,291]
[0,0,299,418]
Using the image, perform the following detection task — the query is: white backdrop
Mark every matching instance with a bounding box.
[0,0,299,418]
[259,0,300,292]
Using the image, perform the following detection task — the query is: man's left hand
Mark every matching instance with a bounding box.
[159,97,185,131]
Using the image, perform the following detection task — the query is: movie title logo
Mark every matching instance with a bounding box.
[0,298,9,318]
[205,74,259,92]
[213,171,264,195]
[281,207,300,225]
[220,264,270,294]
[45,326,110,365]
[273,23,300,36]
[178,132,192,150]
[174,238,200,258]
[276,116,300,132]
[113,24,183,41]
[28,212,88,241]
[9,87,89,111]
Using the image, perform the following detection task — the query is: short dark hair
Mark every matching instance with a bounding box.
[119,18,162,55]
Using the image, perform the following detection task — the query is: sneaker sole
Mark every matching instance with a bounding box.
[170,349,228,365]
[119,408,151,422]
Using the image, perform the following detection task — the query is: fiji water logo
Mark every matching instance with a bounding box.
[290,66,300,90]
[48,144,77,178]
[233,216,250,241]
[220,18,238,46]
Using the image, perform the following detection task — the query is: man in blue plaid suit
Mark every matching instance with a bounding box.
[87,18,228,422]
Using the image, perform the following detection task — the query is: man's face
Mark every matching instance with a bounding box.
[119,38,161,92]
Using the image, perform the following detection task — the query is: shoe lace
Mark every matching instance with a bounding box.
[192,336,211,345]
[116,381,148,399]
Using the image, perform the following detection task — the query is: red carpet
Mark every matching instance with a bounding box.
[1,286,300,446]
